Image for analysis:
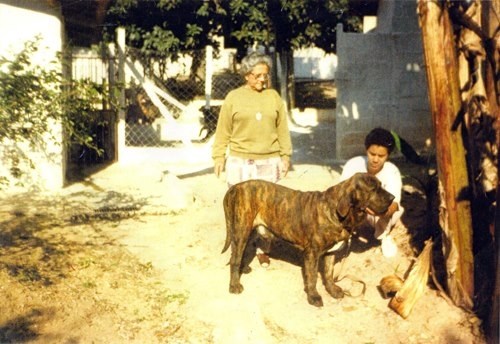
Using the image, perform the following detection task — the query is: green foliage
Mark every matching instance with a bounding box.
[0,39,108,186]
[61,76,110,157]
[229,0,361,54]
[106,0,225,57]
[229,0,269,45]
[105,0,361,59]
[0,40,61,148]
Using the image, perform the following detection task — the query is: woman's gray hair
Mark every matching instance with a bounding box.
[239,52,272,76]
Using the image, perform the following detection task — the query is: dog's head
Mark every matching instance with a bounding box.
[337,173,395,219]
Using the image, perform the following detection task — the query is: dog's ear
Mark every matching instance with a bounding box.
[337,193,351,218]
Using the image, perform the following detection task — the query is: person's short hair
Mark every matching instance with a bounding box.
[364,127,395,154]
[239,52,272,76]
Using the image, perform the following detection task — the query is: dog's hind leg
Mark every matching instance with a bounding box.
[228,211,254,294]
[229,236,246,294]
[320,253,344,299]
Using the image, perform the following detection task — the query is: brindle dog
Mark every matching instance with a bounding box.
[221,172,395,307]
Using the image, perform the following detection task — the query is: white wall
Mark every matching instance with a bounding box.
[294,47,337,80]
[0,1,62,61]
[0,1,65,191]
[335,0,433,160]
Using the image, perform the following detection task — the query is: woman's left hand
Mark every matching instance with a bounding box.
[280,158,290,177]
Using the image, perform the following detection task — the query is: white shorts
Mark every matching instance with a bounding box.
[225,156,281,187]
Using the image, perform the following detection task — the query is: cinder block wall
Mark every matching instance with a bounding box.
[335,0,433,160]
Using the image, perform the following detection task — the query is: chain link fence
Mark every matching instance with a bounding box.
[123,76,336,147]
[124,53,244,147]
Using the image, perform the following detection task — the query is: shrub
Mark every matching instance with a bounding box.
[0,39,108,188]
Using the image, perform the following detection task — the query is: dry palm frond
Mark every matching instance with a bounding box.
[385,240,433,319]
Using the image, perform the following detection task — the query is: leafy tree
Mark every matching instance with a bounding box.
[0,39,107,187]
[105,0,360,55]
[105,0,227,78]
[106,0,226,51]
[227,0,360,55]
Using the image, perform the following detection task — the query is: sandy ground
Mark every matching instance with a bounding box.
[0,121,487,343]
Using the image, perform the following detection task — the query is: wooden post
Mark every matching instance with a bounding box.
[417,0,474,309]
[205,45,213,110]
[116,27,126,162]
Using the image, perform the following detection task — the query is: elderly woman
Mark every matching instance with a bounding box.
[212,52,293,268]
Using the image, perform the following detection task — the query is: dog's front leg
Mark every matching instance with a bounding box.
[303,248,323,307]
[320,253,344,299]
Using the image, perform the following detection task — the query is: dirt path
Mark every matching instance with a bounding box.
[106,161,482,344]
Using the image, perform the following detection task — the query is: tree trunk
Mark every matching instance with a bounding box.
[285,50,295,111]
[278,49,295,115]
[483,1,500,342]
[417,0,474,309]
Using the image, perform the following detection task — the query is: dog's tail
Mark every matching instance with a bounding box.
[221,187,235,254]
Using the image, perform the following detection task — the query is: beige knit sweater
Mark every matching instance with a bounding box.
[211,86,292,164]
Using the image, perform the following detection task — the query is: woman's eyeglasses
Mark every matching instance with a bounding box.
[249,72,269,80]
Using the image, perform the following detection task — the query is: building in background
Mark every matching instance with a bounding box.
[335,0,433,160]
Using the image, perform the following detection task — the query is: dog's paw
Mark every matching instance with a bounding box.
[327,284,344,299]
[229,283,244,294]
[307,294,324,307]
[241,266,252,274]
